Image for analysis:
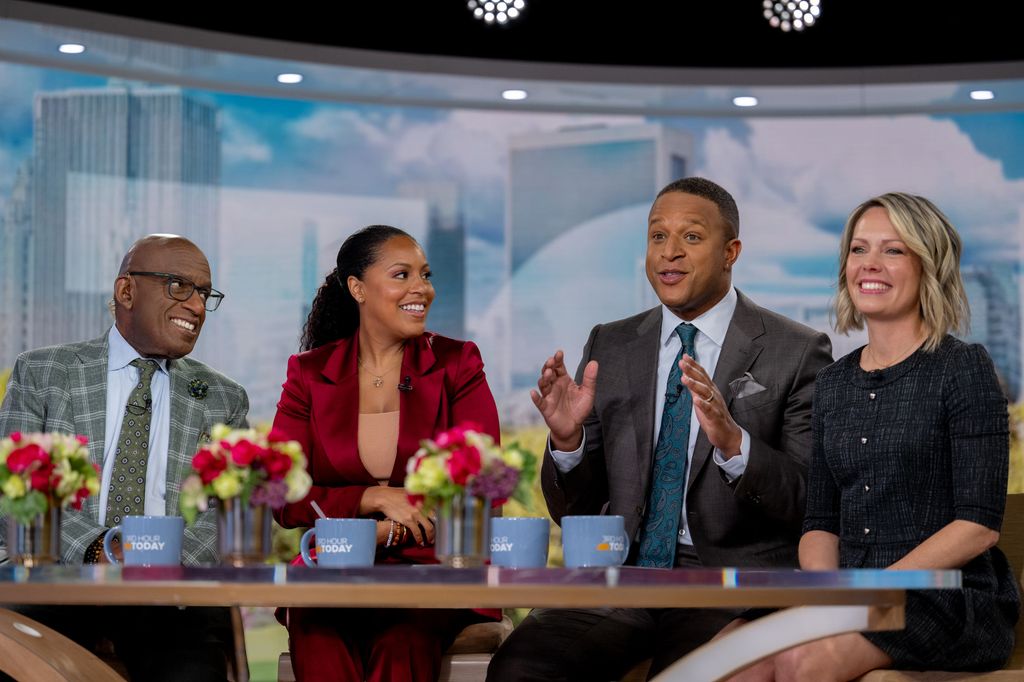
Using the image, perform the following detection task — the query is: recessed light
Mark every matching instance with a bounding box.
[58,43,86,54]
[733,96,759,107]
[970,89,995,101]
[277,73,303,85]
[502,89,528,101]
[469,0,525,23]
[764,0,820,31]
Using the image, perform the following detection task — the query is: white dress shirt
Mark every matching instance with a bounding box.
[550,287,751,546]
[98,325,171,525]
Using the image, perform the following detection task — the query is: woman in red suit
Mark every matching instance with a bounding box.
[272,224,501,682]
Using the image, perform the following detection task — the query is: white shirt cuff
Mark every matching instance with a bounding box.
[713,428,750,481]
[548,432,586,473]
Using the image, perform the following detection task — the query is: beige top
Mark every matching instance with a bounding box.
[358,411,400,483]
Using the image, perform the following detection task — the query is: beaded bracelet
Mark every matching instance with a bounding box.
[385,519,396,548]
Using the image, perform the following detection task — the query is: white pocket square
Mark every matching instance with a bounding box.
[729,372,767,399]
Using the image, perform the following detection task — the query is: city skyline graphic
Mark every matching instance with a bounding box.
[0,64,1021,423]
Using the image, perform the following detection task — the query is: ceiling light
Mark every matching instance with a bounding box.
[733,96,759,107]
[277,73,303,84]
[502,89,528,101]
[58,43,86,54]
[764,0,820,32]
[469,0,525,24]
[970,90,995,101]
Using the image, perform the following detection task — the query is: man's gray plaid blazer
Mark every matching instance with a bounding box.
[0,331,249,565]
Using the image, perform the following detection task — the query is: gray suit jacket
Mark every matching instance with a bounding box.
[0,331,249,565]
[542,290,833,568]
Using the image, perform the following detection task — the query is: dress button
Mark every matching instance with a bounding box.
[869,392,876,400]
[864,484,870,491]
[860,437,868,444]
[635,506,643,515]
[864,528,871,535]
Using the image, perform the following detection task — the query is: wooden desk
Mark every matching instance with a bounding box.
[0,565,960,681]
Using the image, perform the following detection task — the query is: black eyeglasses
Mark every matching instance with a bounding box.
[127,271,225,311]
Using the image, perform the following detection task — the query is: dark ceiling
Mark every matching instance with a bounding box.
[26,1,1024,71]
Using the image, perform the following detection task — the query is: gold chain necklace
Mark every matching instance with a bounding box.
[357,355,402,388]
[865,333,925,370]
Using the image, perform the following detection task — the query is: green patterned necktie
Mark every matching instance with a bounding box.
[106,358,158,526]
[637,322,698,568]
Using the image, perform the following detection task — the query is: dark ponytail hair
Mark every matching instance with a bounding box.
[300,225,415,351]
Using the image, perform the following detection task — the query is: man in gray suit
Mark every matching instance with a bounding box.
[0,234,248,681]
[488,177,833,681]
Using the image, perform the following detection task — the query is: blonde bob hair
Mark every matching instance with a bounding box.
[834,192,969,351]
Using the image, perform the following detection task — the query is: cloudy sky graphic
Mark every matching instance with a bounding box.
[0,64,1020,409]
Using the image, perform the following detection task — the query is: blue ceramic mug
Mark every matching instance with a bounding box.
[300,518,377,568]
[489,517,550,568]
[561,515,630,568]
[104,515,184,566]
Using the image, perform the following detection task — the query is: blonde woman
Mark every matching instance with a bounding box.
[735,193,1020,680]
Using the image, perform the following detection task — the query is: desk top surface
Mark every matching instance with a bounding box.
[0,565,960,609]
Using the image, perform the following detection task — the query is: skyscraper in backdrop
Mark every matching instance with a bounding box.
[964,265,1022,400]
[500,123,692,395]
[30,85,220,351]
[0,165,33,370]
[398,180,466,341]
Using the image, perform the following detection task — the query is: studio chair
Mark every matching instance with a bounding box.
[92,605,248,681]
[277,615,514,682]
[856,492,1024,682]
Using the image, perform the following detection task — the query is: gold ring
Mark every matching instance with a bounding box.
[704,393,714,404]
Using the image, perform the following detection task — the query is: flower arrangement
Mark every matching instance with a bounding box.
[405,423,537,512]
[0,432,100,524]
[179,423,313,524]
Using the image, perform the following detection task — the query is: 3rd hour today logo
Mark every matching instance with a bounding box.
[123,533,167,551]
[316,537,354,553]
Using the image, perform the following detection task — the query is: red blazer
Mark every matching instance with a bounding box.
[272,332,501,559]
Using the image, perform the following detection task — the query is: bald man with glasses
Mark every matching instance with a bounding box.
[0,234,249,681]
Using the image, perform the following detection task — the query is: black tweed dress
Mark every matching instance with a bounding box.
[804,335,1020,670]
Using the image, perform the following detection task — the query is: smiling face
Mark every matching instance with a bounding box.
[645,191,741,320]
[114,238,211,359]
[349,235,435,341]
[844,206,923,325]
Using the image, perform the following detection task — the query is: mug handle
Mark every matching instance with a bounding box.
[103,526,123,564]
[619,533,631,565]
[300,528,317,567]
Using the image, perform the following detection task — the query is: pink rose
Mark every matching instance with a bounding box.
[192,448,227,484]
[71,486,91,510]
[230,439,261,467]
[10,432,22,443]
[30,465,54,492]
[435,426,467,449]
[267,427,289,443]
[447,445,481,486]
[262,450,292,479]
[7,443,48,474]
[76,435,89,445]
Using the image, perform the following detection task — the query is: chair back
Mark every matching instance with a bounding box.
[999,492,1024,670]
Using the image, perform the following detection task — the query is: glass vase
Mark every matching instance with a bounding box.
[6,506,61,567]
[435,494,491,568]
[216,497,272,567]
